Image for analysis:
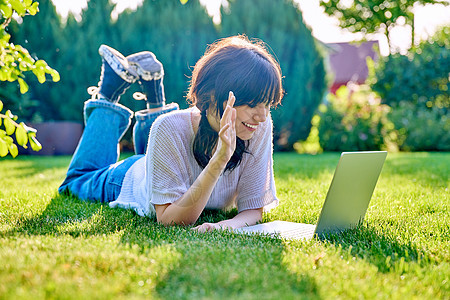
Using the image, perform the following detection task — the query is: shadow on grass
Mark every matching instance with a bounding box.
[3,193,438,298]
[3,195,320,299]
[3,153,445,297]
[119,212,320,299]
[2,194,139,237]
[5,195,435,297]
[324,224,435,273]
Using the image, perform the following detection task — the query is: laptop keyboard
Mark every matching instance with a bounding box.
[280,226,315,239]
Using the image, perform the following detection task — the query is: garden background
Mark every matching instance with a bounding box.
[0,0,449,299]
[2,0,447,153]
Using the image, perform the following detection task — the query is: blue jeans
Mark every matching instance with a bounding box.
[58,99,178,202]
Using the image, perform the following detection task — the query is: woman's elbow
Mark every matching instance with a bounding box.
[157,216,195,227]
[154,203,176,226]
[155,204,196,226]
[254,207,264,220]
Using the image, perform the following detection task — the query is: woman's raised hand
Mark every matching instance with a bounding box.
[213,91,237,165]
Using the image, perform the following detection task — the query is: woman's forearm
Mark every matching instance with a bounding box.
[157,93,236,226]
[156,155,227,225]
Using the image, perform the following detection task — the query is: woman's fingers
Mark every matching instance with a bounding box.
[219,123,231,137]
[218,93,237,152]
[221,91,236,127]
[192,222,227,233]
[227,91,236,108]
[192,223,212,233]
[218,124,235,149]
[215,91,237,162]
[226,92,236,126]
[230,107,236,129]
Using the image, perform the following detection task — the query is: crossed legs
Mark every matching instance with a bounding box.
[59,45,178,202]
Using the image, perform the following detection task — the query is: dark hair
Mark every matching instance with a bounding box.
[187,35,283,172]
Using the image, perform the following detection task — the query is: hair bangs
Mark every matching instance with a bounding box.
[240,61,281,109]
[213,54,282,117]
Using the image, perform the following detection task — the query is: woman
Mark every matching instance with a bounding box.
[59,35,284,232]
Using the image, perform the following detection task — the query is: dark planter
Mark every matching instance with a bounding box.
[19,121,83,156]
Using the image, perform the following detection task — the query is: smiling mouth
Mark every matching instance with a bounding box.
[242,122,258,130]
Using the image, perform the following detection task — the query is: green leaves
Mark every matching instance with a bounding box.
[0,32,60,87]
[0,0,39,19]
[28,131,42,151]
[32,60,48,83]
[15,122,28,146]
[8,142,18,157]
[0,0,54,157]
[3,110,15,135]
[1,1,60,86]
[28,1,39,15]
[17,77,29,93]
[319,0,449,53]
[0,100,42,157]
[0,2,13,19]
[0,130,19,158]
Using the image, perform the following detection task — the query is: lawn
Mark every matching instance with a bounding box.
[0,152,448,299]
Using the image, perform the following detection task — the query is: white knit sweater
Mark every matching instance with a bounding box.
[109,107,278,217]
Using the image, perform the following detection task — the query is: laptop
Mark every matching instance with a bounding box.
[234,151,387,240]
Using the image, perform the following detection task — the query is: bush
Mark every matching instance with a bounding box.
[367,26,449,152]
[369,26,449,109]
[388,102,450,151]
[317,85,396,152]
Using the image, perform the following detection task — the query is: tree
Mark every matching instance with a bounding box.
[0,0,59,157]
[221,0,327,151]
[369,25,450,108]
[9,0,64,121]
[115,0,217,110]
[3,0,325,153]
[58,0,119,120]
[319,0,449,53]
[8,0,216,123]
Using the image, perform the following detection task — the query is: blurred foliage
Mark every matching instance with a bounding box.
[388,102,450,151]
[369,25,449,109]
[319,0,448,53]
[294,114,323,155]
[7,0,120,121]
[312,1,449,153]
[1,0,60,157]
[6,0,326,151]
[295,4,449,154]
[7,0,217,121]
[317,85,397,152]
[115,0,217,112]
[222,0,327,151]
[366,25,449,151]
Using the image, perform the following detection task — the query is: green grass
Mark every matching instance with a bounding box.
[0,152,448,299]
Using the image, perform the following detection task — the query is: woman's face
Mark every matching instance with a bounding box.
[208,102,270,140]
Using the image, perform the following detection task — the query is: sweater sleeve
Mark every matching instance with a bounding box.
[145,114,191,206]
[235,115,278,212]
